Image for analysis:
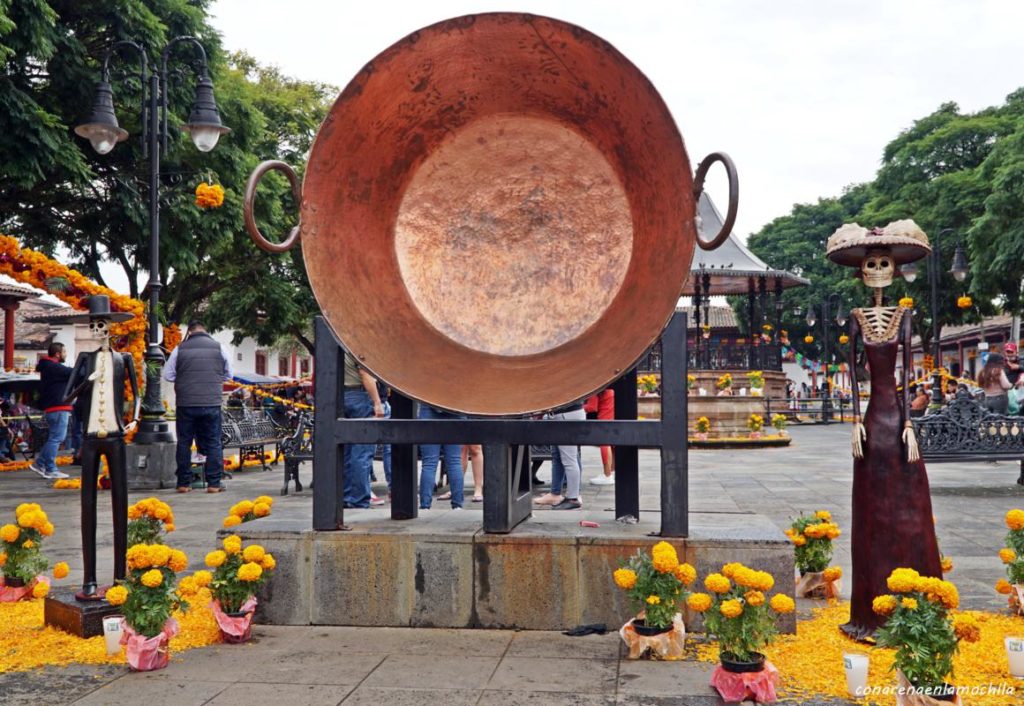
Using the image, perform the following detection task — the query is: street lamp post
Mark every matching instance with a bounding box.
[75,38,230,444]
[900,228,969,405]
[801,293,846,423]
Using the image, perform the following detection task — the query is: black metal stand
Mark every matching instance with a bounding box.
[311,312,689,536]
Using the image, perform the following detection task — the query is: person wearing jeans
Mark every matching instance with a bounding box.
[164,320,232,492]
[533,404,586,509]
[418,405,464,509]
[341,351,384,508]
[33,342,72,479]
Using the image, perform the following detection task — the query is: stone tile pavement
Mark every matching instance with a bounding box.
[0,424,1020,704]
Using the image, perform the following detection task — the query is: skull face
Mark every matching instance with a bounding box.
[861,249,895,288]
[88,319,109,336]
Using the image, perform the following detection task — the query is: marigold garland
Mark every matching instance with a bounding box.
[2,456,72,474]
[0,235,145,403]
[194,182,225,209]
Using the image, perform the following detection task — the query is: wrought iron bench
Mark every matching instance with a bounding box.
[221,408,289,473]
[279,411,313,495]
[912,390,1024,486]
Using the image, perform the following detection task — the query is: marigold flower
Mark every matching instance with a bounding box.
[769,594,795,613]
[674,562,697,585]
[255,495,274,507]
[21,539,33,549]
[650,541,679,573]
[940,556,953,573]
[957,295,972,309]
[237,562,263,582]
[705,573,731,594]
[995,578,1013,595]
[803,523,825,539]
[999,548,1017,564]
[901,597,918,610]
[0,552,6,567]
[646,595,661,605]
[822,567,842,583]
[194,182,225,209]
[721,562,744,579]
[242,545,266,564]
[745,590,765,607]
[205,550,227,568]
[792,535,806,546]
[141,569,163,588]
[261,553,276,571]
[40,522,54,537]
[168,549,188,573]
[804,335,814,344]
[53,562,69,579]
[1007,509,1024,531]
[177,576,197,596]
[32,582,49,599]
[148,544,170,567]
[106,585,128,606]
[687,592,712,612]
[153,505,170,521]
[886,568,921,593]
[253,502,271,518]
[17,512,35,529]
[825,524,841,540]
[719,598,743,618]
[815,510,832,521]
[223,535,242,555]
[223,515,242,528]
[898,297,913,308]
[233,501,255,518]
[165,523,175,533]
[613,568,637,590]
[953,614,981,643]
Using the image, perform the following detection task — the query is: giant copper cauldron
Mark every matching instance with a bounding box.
[244,13,736,415]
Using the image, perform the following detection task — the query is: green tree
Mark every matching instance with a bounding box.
[0,1,332,353]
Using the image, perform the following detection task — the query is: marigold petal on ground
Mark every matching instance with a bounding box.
[53,562,69,579]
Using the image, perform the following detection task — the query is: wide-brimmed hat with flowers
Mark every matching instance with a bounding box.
[826,219,931,267]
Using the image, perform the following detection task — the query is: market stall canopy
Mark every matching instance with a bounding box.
[231,372,283,386]
[681,194,809,296]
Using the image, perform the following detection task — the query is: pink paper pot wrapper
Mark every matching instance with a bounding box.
[211,597,257,643]
[121,617,179,671]
[796,570,842,599]
[710,660,780,703]
[619,613,686,660]
[0,575,49,602]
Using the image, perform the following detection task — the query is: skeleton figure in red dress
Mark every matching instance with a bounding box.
[826,220,943,640]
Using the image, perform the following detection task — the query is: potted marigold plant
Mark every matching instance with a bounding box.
[205,534,275,643]
[0,503,54,601]
[747,370,765,396]
[687,562,794,677]
[770,413,787,435]
[687,374,696,392]
[996,508,1024,615]
[127,497,175,545]
[716,373,733,393]
[222,496,274,528]
[637,374,659,396]
[694,416,711,441]
[747,413,764,439]
[873,569,980,704]
[785,511,842,598]
[612,541,695,659]
[106,542,191,671]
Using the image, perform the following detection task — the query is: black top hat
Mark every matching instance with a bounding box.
[66,295,135,323]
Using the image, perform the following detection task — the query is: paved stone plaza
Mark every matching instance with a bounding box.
[0,424,1019,704]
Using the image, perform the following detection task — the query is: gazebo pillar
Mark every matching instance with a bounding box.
[757,275,768,369]
[747,277,756,370]
[0,299,18,371]
[773,278,784,369]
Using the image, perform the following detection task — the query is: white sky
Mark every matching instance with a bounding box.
[102,0,1024,295]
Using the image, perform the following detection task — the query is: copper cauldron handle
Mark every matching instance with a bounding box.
[692,151,739,251]
[243,160,302,253]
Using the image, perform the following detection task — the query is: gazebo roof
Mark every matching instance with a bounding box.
[680,193,809,296]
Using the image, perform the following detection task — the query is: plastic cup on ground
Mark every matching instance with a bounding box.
[103,615,124,656]
[842,652,869,697]
[1007,637,1024,678]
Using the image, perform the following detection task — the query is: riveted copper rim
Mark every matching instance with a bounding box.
[301,13,696,415]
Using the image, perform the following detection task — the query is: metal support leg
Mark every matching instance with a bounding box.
[313,317,345,530]
[483,444,532,533]
[612,368,640,521]
[390,393,418,520]
[660,312,688,537]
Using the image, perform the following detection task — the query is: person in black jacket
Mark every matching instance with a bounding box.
[33,342,73,479]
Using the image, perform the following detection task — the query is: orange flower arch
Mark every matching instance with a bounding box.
[0,235,147,400]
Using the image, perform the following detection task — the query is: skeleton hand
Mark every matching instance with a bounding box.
[123,419,138,434]
[88,371,101,381]
[851,421,866,459]
[902,422,920,463]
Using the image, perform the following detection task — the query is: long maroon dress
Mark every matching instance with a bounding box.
[841,307,942,640]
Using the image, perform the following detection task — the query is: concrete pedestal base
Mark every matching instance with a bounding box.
[228,512,795,633]
[127,441,178,491]
[44,587,122,638]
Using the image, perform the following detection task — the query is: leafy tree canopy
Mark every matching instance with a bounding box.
[0,0,333,353]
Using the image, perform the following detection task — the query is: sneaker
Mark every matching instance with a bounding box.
[369,495,387,507]
[43,469,70,480]
[29,464,47,478]
[552,498,583,510]
[589,475,615,486]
